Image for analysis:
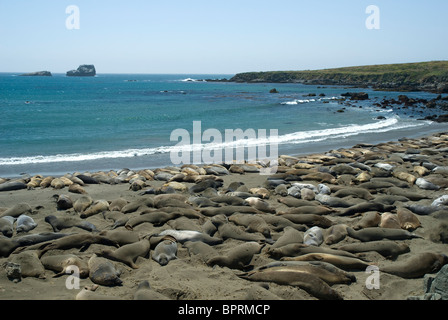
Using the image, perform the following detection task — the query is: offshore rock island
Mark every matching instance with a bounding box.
[220,61,448,94]
[66,64,96,77]
[19,71,52,77]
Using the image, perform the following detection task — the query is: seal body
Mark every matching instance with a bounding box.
[16,215,37,233]
[304,226,324,246]
[88,254,122,286]
[152,236,178,266]
[380,252,448,278]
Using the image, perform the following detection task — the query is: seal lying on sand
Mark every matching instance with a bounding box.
[346,227,422,242]
[88,254,122,286]
[238,264,343,300]
[380,252,448,278]
[151,236,178,266]
[207,242,263,270]
[96,238,151,269]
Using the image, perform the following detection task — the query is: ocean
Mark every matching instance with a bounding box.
[0,73,446,178]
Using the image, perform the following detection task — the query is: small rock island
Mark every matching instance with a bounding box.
[66,64,96,77]
[19,71,52,76]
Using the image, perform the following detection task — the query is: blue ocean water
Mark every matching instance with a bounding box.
[0,73,445,177]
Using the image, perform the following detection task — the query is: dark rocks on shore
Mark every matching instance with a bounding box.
[66,65,96,77]
[341,92,369,100]
[19,71,52,77]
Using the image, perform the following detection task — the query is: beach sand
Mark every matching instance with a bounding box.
[0,132,447,301]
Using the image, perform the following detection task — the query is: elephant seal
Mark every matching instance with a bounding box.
[184,240,220,263]
[432,195,448,207]
[315,194,354,208]
[333,187,374,200]
[74,196,93,213]
[267,243,360,260]
[279,214,334,228]
[245,197,276,213]
[16,214,37,233]
[88,254,122,286]
[277,197,318,208]
[76,174,99,184]
[380,252,448,278]
[254,261,356,285]
[37,233,119,256]
[125,211,181,229]
[270,226,303,249]
[68,183,87,194]
[415,178,440,190]
[259,214,307,232]
[0,203,32,218]
[133,281,170,300]
[121,197,154,213]
[151,236,178,266]
[76,286,123,300]
[346,227,422,242]
[337,241,410,259]
[209,196,247,206]
[0,180,27,192]
[303,226,324,246]
[8,250,46,279]
[228,213,272,238]
[324,224,348,245]
[379,212,401,229]
[0,216,15,237]
[97,238,151,269]
[98,230,140,246]
[41,254,89,278]
[80,199,109,218]
[386,187,428,201]
[281,253,372,271]
[278,205,334,216]
[353,212,381,230]
[44,215,98,232]
[211,215,267,243]
[238,265,343,300]
[200,205,260,217]
[56,194,74,210]
[156,229,222,245]
[339,202,395,217]
[207,241,263,270]
[397,207,421,231]
[405,204,447,215]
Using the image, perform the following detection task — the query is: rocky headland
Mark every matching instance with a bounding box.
[217,61,448,94]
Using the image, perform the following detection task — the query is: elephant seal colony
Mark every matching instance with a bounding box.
[0,132,448,300]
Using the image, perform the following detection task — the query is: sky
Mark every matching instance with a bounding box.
[0,0,447,74]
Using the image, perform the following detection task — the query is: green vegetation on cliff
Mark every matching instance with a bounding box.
[229,61,448,93]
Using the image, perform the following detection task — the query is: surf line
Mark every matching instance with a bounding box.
[169,120,279,175]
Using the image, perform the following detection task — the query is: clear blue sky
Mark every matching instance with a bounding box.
[1,0,447,74]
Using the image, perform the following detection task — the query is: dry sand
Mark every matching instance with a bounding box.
[0,132,447,301]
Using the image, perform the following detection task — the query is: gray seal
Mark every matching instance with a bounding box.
[16,215,37,233]
[151,236,178,266]
[0,216,15,237]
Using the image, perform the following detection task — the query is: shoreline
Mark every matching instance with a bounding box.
[0,130,447,300]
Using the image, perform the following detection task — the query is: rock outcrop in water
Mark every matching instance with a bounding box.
[66,65,96,77]
[19,71,52,77]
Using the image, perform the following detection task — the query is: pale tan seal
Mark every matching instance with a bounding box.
[379,212,401,229]
[337,241,410,259]
[207,242,263,270]
[270,226,303,249]
[96,238,150,269]
[380,252,448,278]
[80,199,109,218]
[324,224,348,245]
[397,207,422,231]
[41,254,89,278]
[353,211,381,230]
[238,264,343,300]
[228,213,272,238]
[281,252,372,271]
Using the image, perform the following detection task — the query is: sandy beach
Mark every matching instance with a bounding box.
[0,132,447,301]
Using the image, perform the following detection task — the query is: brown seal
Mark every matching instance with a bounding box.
[96,238,151,269]
[380,252,448,278]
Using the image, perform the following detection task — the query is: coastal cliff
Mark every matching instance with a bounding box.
[66,64,96,77]
[227,61,448,93]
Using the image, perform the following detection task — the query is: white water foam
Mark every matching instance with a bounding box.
[280,96,341,105]
[0,117,430,166]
